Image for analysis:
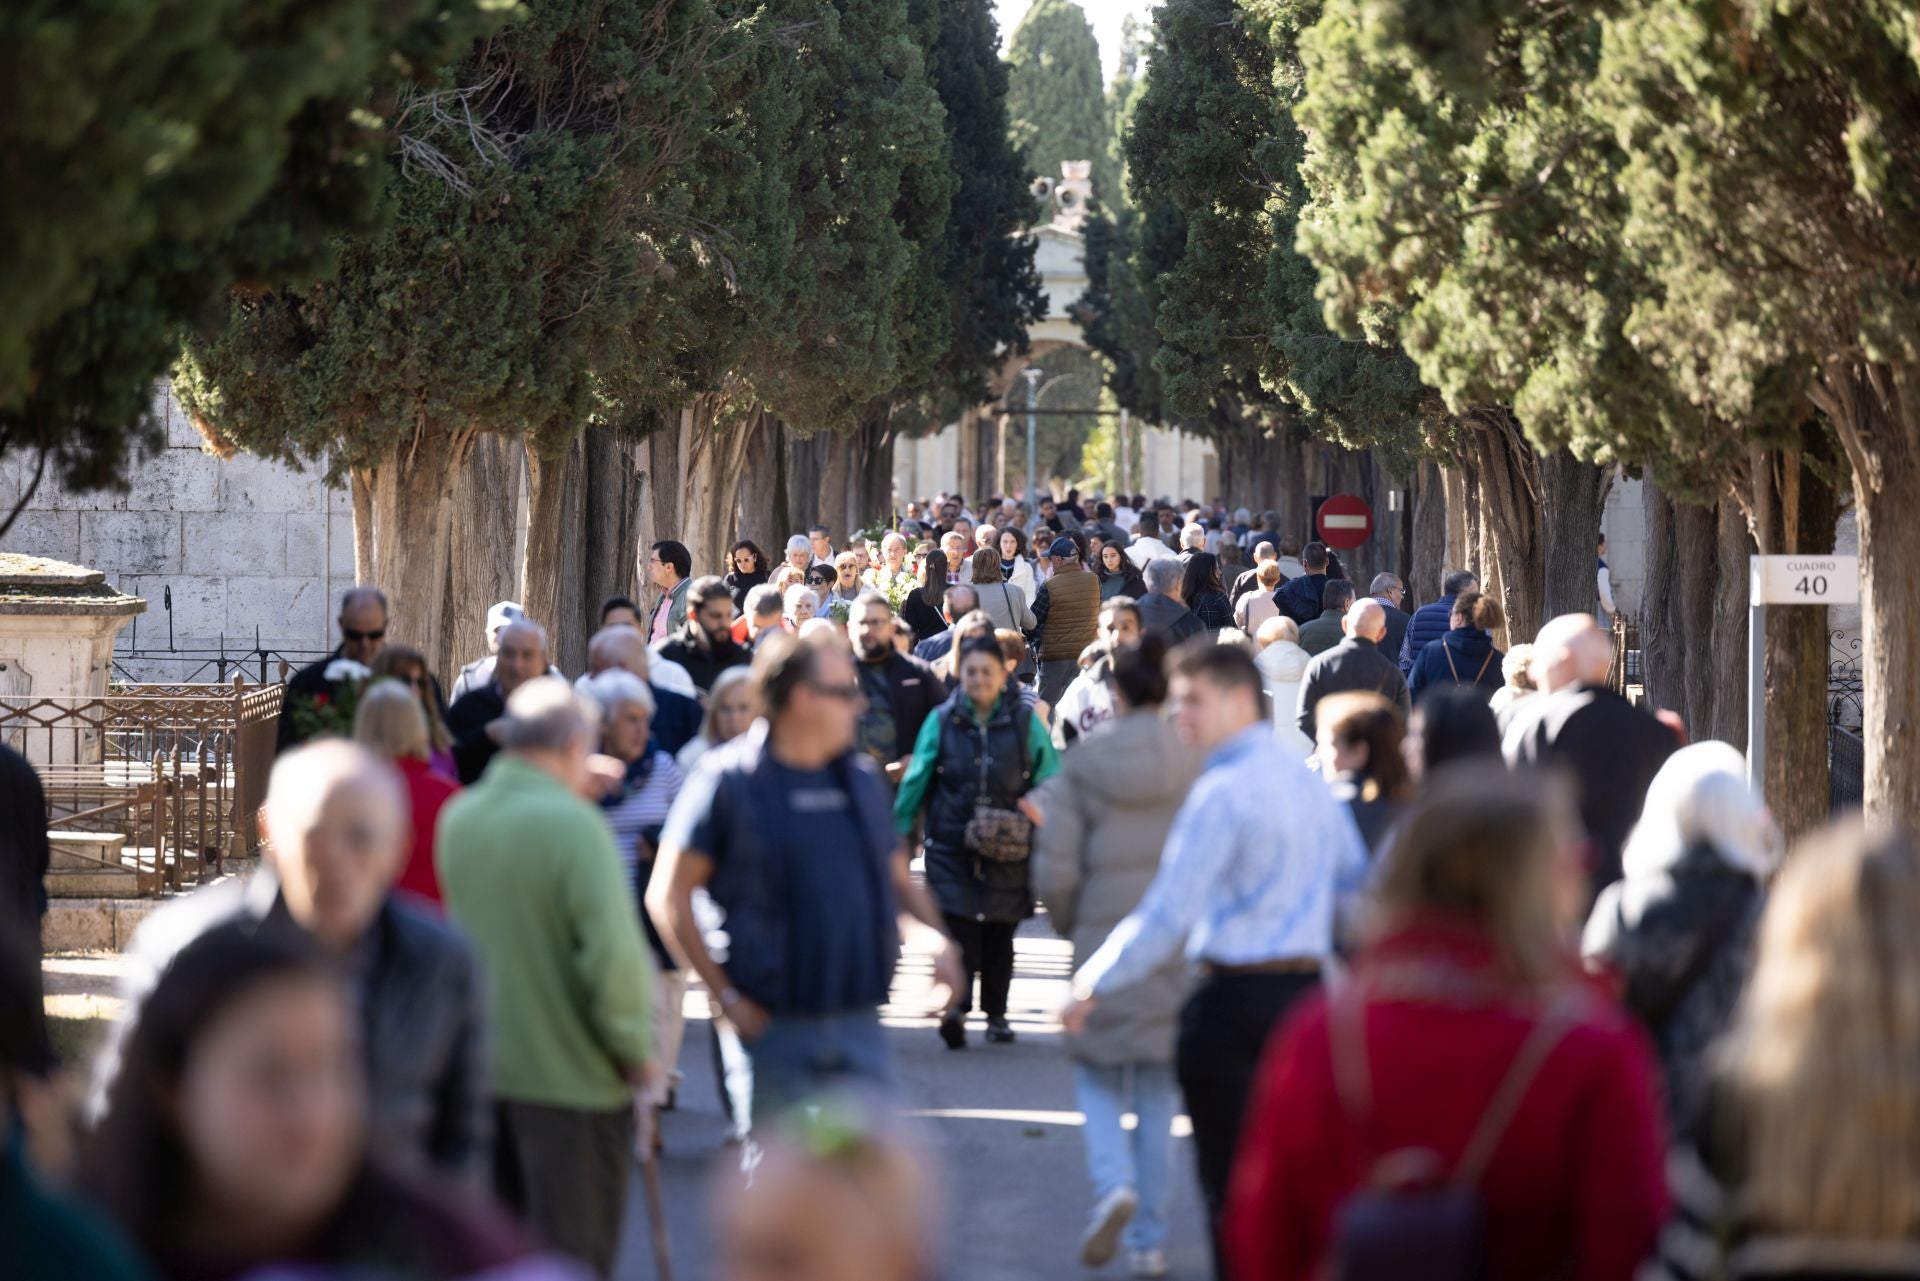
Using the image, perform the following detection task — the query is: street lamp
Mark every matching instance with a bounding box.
[1023,366,1042,519]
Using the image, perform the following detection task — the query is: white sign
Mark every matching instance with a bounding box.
[1750,555,1859,606]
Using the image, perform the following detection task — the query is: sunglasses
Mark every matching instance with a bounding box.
[342,627,386,642]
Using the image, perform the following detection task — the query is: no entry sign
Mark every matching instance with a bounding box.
[1315,493,1373,549]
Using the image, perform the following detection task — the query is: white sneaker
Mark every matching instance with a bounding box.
[1079,1185,1138,1268]
[1128,1248,1170,1278]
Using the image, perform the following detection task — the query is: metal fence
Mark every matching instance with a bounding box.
[1609,616,1642,694]
[1829,726,1865,814]
[1,679,282,894]
[110,647,331,686]
[1827,629,1865,812]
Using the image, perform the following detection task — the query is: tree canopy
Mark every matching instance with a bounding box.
[1005,0,1117,205]
[0,0,506,524]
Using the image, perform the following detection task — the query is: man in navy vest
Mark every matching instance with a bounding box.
[1400,569,1479,675]
[649,630,963,1124]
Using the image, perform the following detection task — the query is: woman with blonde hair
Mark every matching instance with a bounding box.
[371,646,455,780]
[1649,824,1920,1281]
[353,679,459,907]
[1226,766,1668,1281]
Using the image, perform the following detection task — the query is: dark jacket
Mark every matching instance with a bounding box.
[1100,565,1147,601]
[1504,684,1676,895]
[1137,591,1204,646]
[1583,840,1763,1142]
[445,683,506,785]
[95,874,489,1182]
[863,650,942,760]
[723,568,770,614]
[919,691,1037,923]
[694,724,900,1015]
[649,682,703,756]
[1398,593,1458,674]
[1328,771,1404,857]
[0,744,49,930]
[900,591,947,646]
[276,647,347,752]
[1373,598,1412,664]
[1190,589,1235,632]
[1297,609,1347,657]
[914,628,955,668]
[1273,572,1329,627]
[1296,637,1412,740]
[655,626,752,693]
[1408,626,1505,702]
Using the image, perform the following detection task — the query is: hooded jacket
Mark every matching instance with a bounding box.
[1408,625,1505,702]
[1031,711,1204,1065]
[1256,641,1315,756]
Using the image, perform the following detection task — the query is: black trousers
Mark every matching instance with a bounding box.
[1176,969,1321,1281]
[943,914,1016,1018]
[493,1099,633,1279]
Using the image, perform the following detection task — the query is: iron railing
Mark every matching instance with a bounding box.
[110,647,331,686]
[1609,616,1642,695]
[2,679,282,894]
[1829,726,1865,815]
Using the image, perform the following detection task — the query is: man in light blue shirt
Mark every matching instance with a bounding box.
[1062,641,1367,1280]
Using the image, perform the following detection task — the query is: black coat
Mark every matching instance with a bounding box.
[1274,572,1329,627]
[1296,637,1412,739]
[1408,626,1504,702]
[445,684,506,785]
[655,628,752,693]
[1504,683,1676,894]
[723,568,770,614]
[861,651,942,761]
[1136,592,1203,646]
[276,648,344,752]
[899,591,947,647]
[920,692,1036,923]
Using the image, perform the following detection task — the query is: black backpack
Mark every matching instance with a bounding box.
[1327,990,1578,1281]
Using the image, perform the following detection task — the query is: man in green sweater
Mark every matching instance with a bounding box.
[436,677,652,1279]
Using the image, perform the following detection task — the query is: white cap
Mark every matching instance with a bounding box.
[486,600,526,635]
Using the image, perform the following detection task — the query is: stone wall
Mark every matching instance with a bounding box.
[0,384,348,682]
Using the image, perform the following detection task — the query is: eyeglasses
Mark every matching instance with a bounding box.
[342,627,386,643]
[804,680,864,702]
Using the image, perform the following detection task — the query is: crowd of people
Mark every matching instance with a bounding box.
[1,484,1911,1281]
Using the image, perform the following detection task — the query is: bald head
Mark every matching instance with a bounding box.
[586,624,649,679]
[263,740,406,951]
[1533,613,1611,692]
[1343,598,1387,643]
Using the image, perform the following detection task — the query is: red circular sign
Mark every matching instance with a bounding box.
[1315,493,1374,550]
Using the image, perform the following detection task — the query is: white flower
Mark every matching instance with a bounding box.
[324,658,372,684]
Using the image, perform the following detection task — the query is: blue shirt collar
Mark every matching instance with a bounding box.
[1206,722,1273,771]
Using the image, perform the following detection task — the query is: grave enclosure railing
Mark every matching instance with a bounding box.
[1,679,282,895]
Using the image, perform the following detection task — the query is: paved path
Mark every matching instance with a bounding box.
[616,918,1213,1280]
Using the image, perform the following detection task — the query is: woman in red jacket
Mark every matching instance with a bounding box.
[1225,765,1668,1281]
[354,679,460,908]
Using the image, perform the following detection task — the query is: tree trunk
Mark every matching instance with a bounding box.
[1638,479,1686,717]
[678,399,764,580]
[636,406,682,572]
[819,429,856,545]
[1707,500,1755,748]
[581,429,644,644]
[350,469,376,585]
[1411,458,1448,602]
[363,423,464,680]
[521,436,593,674]
[1670,499,1721,734]
[1440,463,1471,589]
[438,431,518,683]
[735,411,789,557]
[1461,407,1541,648]
[1813,359,1920,825]
[1744,437,1842,841]
[1540,452,1612,624]
[848,405,897,531]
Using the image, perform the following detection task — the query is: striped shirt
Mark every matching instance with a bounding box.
[603,750,684,894]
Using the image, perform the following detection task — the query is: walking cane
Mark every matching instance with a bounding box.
[636,1103,674,1281]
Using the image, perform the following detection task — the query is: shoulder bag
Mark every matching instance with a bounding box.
[963,702,1036,863]
[1327,990,1577,1281]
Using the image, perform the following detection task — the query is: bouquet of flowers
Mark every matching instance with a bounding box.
[288,658,372,741]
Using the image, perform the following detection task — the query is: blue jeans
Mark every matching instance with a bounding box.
[746,1009,891,1122]
[1074,1061,1178,1252]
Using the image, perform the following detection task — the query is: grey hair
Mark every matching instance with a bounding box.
[1369,573,1403,596]
[1180,523,1207,549]
[583,669,655,718]
[496,676,599,753]
[1143,557,1182,593]
[746,583,786,618]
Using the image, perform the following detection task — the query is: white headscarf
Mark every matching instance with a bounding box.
[1619,740,1781,882]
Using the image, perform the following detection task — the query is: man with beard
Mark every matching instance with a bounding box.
[657,576,752,693]
[846,592,940,786]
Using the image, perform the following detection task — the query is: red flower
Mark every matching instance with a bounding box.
[313,692,332,708]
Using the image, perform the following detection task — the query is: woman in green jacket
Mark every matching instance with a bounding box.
[895,639,1060,1050]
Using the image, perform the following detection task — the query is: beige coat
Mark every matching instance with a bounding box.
[1031,710,1203,1065]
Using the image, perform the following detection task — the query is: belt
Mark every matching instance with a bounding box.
[1202,957,1321,977]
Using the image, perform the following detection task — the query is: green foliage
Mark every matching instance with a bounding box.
[178,0,725,468]
[1006,0,1117,205]
[0,0,507,499]
[915,0,1045,408]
